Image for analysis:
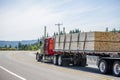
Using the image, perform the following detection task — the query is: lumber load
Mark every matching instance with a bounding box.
[94,32,120,42]
[78,32,120,52]
[94,32,120,52]
[55,32,120,52]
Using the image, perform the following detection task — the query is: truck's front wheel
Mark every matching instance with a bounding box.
[113,61,120,77]
[36,53,40,61]
[98,60,109,74]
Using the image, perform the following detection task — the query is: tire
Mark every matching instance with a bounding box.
[81,58,86,67]
[53,55,58,65]
[113,61,120,77]
[42,55,45,63]
[36,53,40,62]
[74,57,86,67]
[58,55,63,66]
[98,60,109,74]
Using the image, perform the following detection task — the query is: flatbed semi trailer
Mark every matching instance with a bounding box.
[36,32,120,77]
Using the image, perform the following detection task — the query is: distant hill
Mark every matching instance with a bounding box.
[0,40,38,48]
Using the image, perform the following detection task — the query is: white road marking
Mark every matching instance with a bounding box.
[0,66,26,80]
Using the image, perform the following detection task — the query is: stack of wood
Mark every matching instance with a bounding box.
[78,32,120,52]
[55,32,120,52]
[93,32,120,52]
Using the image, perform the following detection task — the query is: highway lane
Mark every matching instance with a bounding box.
[0,51,119,80]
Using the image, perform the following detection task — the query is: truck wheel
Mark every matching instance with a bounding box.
[58,55,63,66]
[81,58,86,67]
[36,53,40,62]
[42,55,45,63]
[113,61,120,77]
[53,55,58,65]
[98,60,109,74]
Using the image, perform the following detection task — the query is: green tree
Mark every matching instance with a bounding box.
[40,41,42,46]
[15,46,17,49]
[112,28,116,33]
[9,45,12,48]
[118,29,120,33]
[60,31,63,35]
[69,30,72,34]
[18,42,22,50]
[4,45,7,48]
[69,29,80,34]
[37,38,40,43]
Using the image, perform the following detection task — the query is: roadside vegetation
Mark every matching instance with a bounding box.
[0,47,16,50]
[17,40,42,50]
[0,39,42,51]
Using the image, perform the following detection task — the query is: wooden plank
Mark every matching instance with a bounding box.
[66,34,71,42]
[78,42,84,50]
[64,42,70,50]
[78,42,94,51]
[78,32,120,52]
[94,32,120,52]
[95,32,120,41]
[79,32,86,41]
[60,35,65,42]
[59,42,64,50]
[55,36,59,43]
[71,33,79,42]
[55,43,59,50]
[86,32,95,41]
[70,42,78,50]
[79,32,95,41]
[94,42,120,52]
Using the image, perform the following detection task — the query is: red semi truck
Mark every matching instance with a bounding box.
[36,31,120,77]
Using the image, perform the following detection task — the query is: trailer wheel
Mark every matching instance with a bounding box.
[99,60,109,74]
[113,61,120,77]
[81,58,86,67]
[58,55,63,66]
[53,55,58,65]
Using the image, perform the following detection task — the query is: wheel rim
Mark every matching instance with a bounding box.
[99,61,106,73]
[58,56,62,66]
[113,63,120,75]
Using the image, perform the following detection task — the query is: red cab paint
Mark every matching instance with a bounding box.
[44,38,54,55]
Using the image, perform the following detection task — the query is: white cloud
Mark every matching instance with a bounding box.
[0,2,65,40]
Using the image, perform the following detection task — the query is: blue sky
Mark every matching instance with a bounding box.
[0,0,120,40]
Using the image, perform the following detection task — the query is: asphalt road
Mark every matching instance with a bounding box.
[0,51,119,80]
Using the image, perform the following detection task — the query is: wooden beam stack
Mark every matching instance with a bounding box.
[93,32,120,52]
[79,32,120,52]
[55,32,120,52]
